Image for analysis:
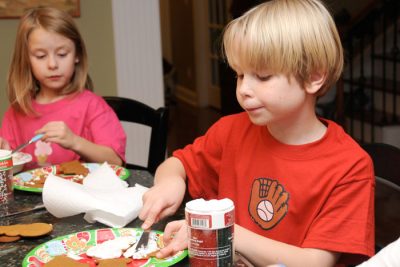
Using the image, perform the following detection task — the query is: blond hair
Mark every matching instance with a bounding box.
[7,6,93,115]
[223,0,343,96]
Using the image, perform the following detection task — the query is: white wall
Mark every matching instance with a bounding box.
[111,0,164,168]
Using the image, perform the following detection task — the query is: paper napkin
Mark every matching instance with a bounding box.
[42,162,148,228]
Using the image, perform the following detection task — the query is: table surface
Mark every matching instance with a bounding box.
[3,167,397,267]
[0,169,189,267]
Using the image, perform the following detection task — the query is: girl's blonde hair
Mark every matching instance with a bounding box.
[7,6,93,115]
[223,0,343,96]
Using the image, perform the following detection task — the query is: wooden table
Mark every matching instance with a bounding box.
[0,169,188,267]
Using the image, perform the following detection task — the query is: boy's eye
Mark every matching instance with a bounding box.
[256,74,271,81]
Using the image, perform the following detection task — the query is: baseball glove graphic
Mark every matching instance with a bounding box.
[249,178,289,230]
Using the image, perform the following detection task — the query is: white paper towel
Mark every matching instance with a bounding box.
[42,162,148,228]
[83,162,129,190]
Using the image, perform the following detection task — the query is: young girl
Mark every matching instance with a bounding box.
[0,6,126,168]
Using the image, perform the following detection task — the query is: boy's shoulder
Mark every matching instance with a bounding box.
[323,119,371,159]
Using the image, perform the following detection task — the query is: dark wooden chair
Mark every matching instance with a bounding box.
[104,96,169,174]
[361,142,400,252]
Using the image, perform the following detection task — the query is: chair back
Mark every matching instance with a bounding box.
[104,96,169,174]
[361,142,400,251]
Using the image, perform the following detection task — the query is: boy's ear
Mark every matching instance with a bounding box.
[305,72,326,94]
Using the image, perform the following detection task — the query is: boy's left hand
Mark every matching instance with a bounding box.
[157,219,188,258]
[36,121,77,149]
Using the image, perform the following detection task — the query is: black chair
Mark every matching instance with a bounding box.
[361,142,400,252]
[104,96,169,174]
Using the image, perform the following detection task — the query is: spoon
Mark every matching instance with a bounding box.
[12,133,44,154]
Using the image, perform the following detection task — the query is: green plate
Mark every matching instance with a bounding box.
[22,228,187,267]
[13,163,130,193]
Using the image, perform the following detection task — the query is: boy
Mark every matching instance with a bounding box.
[139,0,375,266]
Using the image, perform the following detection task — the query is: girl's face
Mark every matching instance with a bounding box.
[235,69,310,127]
[28,28,78,95]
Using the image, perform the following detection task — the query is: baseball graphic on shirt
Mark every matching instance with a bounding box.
[257,200,274,221]
[249,178,289,230]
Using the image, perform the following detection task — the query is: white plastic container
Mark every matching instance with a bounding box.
[185,198,235,267]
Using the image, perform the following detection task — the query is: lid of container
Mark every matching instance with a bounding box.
[185,198,234,213]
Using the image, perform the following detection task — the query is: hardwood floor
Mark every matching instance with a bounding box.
[166,101,221,155]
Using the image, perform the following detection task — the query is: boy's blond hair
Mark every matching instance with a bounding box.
[7,6,93,115]
[223,0,343,96]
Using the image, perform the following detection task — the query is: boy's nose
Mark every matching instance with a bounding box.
[237,76,253,97]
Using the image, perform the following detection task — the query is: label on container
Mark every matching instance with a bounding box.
[188,214,212,228]
[0,158,12,170]
[0,150,13,204]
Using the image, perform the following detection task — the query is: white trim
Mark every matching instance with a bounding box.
[111,0,164,167]
[111,0,164,108]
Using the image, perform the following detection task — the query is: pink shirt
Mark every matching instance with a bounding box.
[0,90,126,169]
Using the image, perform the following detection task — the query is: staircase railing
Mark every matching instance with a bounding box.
[337,0,400,143]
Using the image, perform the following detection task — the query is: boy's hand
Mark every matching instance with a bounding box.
[156,220,188,258]
[0,137,10,150]
[139,179,185,229]
[140,157,187,230]
[36,121,77,149]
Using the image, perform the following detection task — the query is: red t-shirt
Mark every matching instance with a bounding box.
[0,90,126,169]
[173,112,375,265]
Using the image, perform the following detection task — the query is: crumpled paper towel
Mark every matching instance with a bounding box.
[42,162,148,228]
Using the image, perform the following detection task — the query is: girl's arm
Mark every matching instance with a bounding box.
[68,134,122,165]
[139,157,187,229]
[235,224,340,267]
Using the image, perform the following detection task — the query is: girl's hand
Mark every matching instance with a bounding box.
[0,137,10,150]
[156,220,188,258]
[36,121,77,149]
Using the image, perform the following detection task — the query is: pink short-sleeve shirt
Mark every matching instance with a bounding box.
[0,90,126,169]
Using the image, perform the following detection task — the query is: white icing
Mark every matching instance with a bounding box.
[123,238,159,259]
[86,236,136,259]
